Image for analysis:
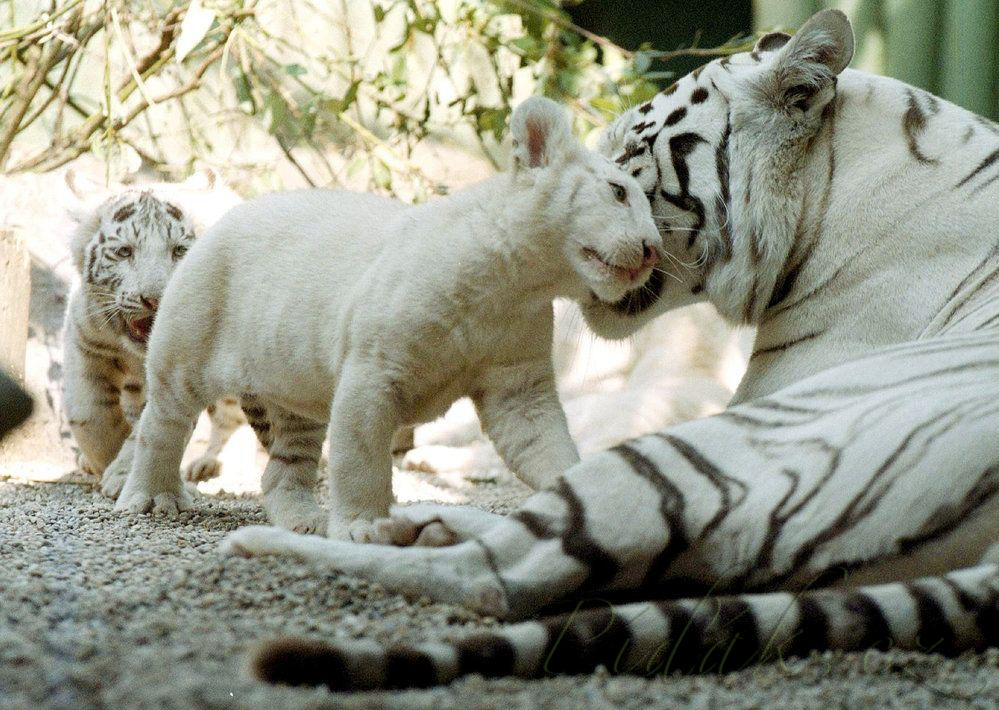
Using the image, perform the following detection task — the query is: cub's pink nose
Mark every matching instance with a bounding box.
[641,241,659,268]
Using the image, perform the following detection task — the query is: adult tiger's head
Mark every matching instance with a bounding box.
[584,9,854,337]
[67,169,237,356]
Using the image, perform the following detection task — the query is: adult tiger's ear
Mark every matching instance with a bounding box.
[754,31,791,53]
[510,96,577,171]
[762,9,854,115]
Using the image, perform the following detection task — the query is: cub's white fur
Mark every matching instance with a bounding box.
[108,97,662,539]
[61,171,245,490]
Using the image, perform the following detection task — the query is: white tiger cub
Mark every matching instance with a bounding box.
[106,97,662,540]
[62,171,245,490]
[224,10,998,690]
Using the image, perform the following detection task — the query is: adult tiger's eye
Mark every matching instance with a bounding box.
[172,244,188,259]
[115,245,133,259]
[610,182,628,203]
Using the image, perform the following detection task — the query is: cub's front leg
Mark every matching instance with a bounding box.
[473,359,580,490]
[325,361,400,541]
[62,323,131,476]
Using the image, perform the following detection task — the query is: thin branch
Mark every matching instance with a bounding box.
[0,25,67,168]
[501,0,634,57]
[274,134,316,187]
[13,44,227,173]
[0,0,84,44]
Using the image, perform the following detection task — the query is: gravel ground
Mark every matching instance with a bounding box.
[0,473,996,710]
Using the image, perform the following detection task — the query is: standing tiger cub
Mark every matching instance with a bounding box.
[62,171,245,491]
[106,97,662,540]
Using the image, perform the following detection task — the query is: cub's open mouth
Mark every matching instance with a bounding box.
[582,245,657,284]
[125,315,155,344]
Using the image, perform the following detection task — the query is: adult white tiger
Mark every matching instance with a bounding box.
[224,10,998,690]
[62,171,245,492]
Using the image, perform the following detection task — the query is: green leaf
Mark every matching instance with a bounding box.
[234,72,252,106]
[509,35,540,58]
[284,63,307,77]
[264,91,289,135]
[341,80,360,109]
[372,158,392,190]
[475,108,509,141]
[389,53,407,85]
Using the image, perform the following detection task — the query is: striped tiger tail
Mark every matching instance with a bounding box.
[250,564,998,691]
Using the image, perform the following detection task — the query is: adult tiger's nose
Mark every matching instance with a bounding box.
[140,295,159,311]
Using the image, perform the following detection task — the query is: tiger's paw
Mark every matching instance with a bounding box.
[100,461,131,499]
[264,491,327,536]
[368,514,457,547]
[183,455,222,483]
[220,525,298,558]
[114,485,193,515]
[76,452,101,478]
[361,503,502,547]
[323,516,392,544]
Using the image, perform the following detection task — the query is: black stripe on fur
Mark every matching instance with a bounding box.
[251,637,353,690]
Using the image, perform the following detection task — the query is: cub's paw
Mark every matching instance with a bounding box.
[220,525,296,558]
[100,462,131,499]
[265,493,327,536]
[368,514,457,547]
[76,452,101,478]
[183,455,222,483]
[364,503,502,546]
[324,517,390,544]
[348,518,393,544]
[276,509,327,536]
[114,486,193,515]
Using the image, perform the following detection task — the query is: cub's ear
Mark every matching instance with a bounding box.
[510,96,577,170]
[762,9,854,114]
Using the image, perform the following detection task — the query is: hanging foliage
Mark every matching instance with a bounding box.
[0,1,751,197]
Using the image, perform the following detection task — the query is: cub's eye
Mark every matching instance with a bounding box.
[172,244,189,260]
[114,245,133,259]
[610,182,628,204]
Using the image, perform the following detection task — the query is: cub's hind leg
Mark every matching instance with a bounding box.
[183,397,247,483]
[114,370,209,514]
[242,394,326,535]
